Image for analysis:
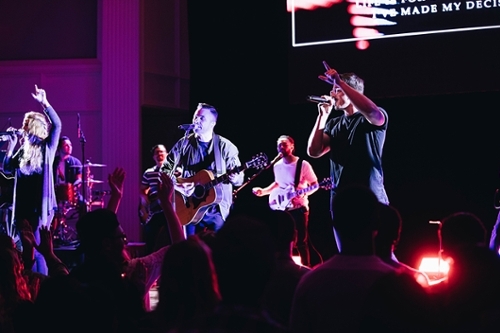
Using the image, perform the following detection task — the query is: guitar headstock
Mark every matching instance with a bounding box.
[320,177,334,190]
[246,152,269,170]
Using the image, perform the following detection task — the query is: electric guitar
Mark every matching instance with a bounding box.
[268,177,333,211]
[138,197,162,225]
[174,152,268,226]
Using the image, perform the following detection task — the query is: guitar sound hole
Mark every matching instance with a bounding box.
[193,185,206,199]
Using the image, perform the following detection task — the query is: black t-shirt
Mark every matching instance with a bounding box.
[324,108,389,205]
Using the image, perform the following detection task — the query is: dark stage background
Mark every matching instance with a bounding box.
[187,2,500,267]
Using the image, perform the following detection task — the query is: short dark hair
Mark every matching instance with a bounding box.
[76,209,120,254]
[58,136,71,149]
[375,203,403,248]
[198,103,218,121]
[150,144,167,155]
[340,73,364,93]
[211,213,275,305]
[440,212,487,248]
[277,135,295,145]
[260,209,297,252]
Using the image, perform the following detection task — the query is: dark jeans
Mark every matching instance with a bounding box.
[490,210,500,254]
[185,207,224,236]
[287,207,310,267]
[330,210,342,254]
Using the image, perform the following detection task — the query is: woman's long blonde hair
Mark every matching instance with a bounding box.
[19,111,48,175]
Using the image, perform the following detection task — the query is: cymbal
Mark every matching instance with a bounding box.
[71,163,107,168]
[84,179,104,184]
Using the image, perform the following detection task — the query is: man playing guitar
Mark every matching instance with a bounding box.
[140,144,171,254]
[163,103,244,236]
[252,135,318,267]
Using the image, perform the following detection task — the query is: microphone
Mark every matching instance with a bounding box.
[0,129,23,136]
[266,153,283,169]
[307,95,329,104]
[271,153,283,165]
[178,124,195,131]
[0,129,22,141]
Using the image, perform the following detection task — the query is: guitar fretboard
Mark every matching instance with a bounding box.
[204,165,246,190]
[289,184,320,199]
[288,179,331,199]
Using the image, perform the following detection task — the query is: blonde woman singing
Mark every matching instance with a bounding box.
[2,85,61,274]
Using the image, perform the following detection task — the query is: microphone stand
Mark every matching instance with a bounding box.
[233,153,282,200]
[79,129,87,210]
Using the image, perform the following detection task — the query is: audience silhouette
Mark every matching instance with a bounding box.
[290,185,399,333]
[139,235,221,332]
[4,162,500,333]
[436,212,500,332]
[374,203,431,288]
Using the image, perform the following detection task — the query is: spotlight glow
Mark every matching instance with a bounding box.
[418,257,450,274]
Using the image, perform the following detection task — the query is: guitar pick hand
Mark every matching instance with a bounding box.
[175,181,195,197]
[252,187,264,197]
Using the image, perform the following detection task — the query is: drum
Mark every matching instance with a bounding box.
[52,206,79,245]
[55,183,76,206]
[63,207,80,231]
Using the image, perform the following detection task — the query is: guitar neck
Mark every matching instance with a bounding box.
[205,165,246,190]
[291,183,320,198]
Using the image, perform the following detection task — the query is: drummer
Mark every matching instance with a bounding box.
[53,136,83,206]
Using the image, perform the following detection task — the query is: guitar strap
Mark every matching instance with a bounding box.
[212,134,225,176]
[294,158,303,190]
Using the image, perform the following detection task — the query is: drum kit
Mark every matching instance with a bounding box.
[52,162,109,245]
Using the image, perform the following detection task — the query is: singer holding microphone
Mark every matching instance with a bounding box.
[1,85,61,274]
[307,62,389,252]
[252,135,318,267]
[163,102,244,236]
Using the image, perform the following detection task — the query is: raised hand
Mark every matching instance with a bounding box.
[37,225,54,257]
[107,167,126,213]
[108,167,126,197]
[158,172,175,207]
[318,60,341,86]
[31,84,50,107]
[19,219,36,248]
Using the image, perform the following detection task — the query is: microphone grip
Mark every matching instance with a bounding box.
[266,153,283,169]
[307,95,329,103]
[178,124,195,130]
[0,129,22,136]
[271,153,283,165]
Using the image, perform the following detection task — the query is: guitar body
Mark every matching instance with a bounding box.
[138,202,151,225]
[174,170,224,226]
[268,178,333,211]
[138,199,162,225]
[269,185,295,211]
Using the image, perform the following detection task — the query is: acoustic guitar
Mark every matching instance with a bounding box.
[174,152,268,226]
